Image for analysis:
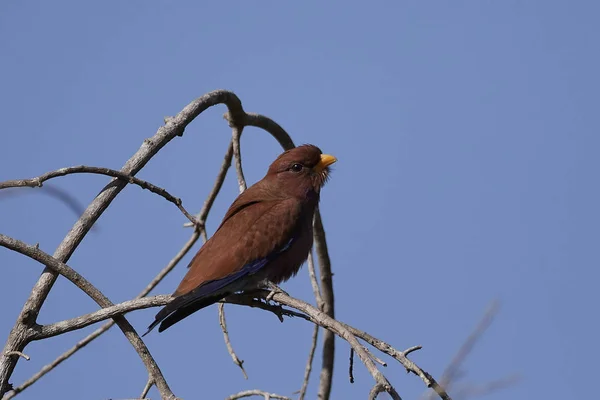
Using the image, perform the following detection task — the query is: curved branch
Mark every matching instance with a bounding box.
[0,90,279,399]
[225,390,292,400]
[0,234,177,400]
[231,126,247,193]
[0,89,250,398]
[0,166,200,227]
[33,296,172,339]
[298,325,319,400]
[218,304,248,380]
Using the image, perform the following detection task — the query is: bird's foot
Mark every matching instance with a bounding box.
[264,281,288,303]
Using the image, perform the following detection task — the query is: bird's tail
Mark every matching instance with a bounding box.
[142,293,226,336]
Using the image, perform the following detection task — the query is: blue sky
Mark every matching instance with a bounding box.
[1,2,598,399]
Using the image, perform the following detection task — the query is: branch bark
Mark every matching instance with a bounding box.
[0,165,199,226]
[4,138,238,398]
[0,234,176,399]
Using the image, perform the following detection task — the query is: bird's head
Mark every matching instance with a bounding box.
[265,144,337,199]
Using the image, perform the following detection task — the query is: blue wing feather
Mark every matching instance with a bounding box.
[190,237,294,299]
[144,237,295,335]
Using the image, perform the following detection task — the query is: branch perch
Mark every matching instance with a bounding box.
[0,165,199,227]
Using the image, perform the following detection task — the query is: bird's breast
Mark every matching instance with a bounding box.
[259,208,315,285]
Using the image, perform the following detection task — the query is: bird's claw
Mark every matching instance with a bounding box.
[264,281,288,303]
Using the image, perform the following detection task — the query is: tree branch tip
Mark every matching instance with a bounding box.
[5,351,30,361]
[402,345,422,357]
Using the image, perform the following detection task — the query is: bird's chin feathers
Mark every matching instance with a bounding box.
[313,167,332,189]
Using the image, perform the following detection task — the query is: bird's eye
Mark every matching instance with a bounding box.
[289,163,303,172]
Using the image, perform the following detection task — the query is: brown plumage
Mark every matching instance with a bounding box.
[145,144,336,334]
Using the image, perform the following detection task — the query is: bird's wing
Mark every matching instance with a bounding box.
[144,192,301,334]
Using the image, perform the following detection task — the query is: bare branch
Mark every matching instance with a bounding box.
[0,234,176,399]
[307,253,324,311]
[369,382,401,400]
[453,374,520,399]
[403,346,423,357]
[1,89,252,398]
[364,345,387,368]
[242,113,295,150]
[349,348,355,384]
[438,301,499,391]
[3,353,28,362]
[224,389,292,400]
[185,139,235,227]
[222,295,309,322]
[297,325,319,400]
[140,376,154,399]
[422,301,500,400]
[4,321,113,399]
[313,211,336,399]
[262,289,401,400]
[336,321,451,400]
[33,296,172,339]
[0,165,200,227]
[218,304,248,380]
[231,126,247,193]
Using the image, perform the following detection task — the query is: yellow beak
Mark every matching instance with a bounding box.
[314,154,337,173]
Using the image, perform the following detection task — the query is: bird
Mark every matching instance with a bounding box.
[144,144,336,335]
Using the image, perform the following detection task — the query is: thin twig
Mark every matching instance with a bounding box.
[364,345,387,367]
[261,289,401,400]
[297,325,319,400]
[452,374,520,399]
[307,253,324,311]
[218,304,248,380]
[349,348,355,384]
[231,126,247,193]
[140,376,154,399]
[335,322,451,400]
[184,139,234,227]
[214,120,249,379]
[0,165,200,227]
[4,322,112,399]
[425,301,500,400]
[403,346,422,357]
[3,353,28,362]
[443,301,499,386]
[224,389,292,400]
[33,296,172,339]
[313,211,336,400]
[369,383,399,400]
